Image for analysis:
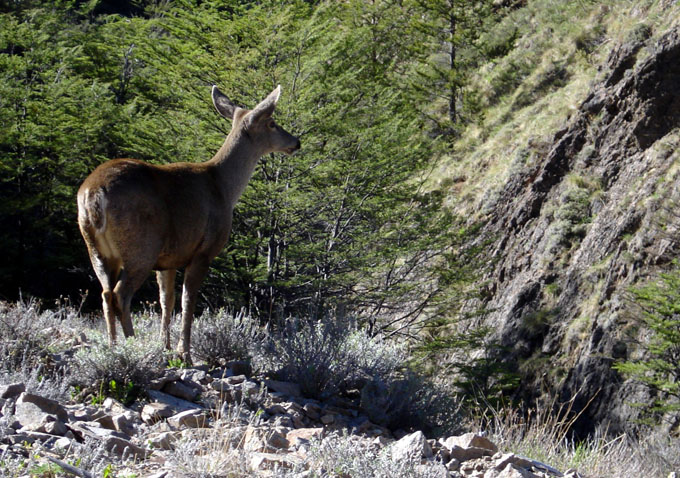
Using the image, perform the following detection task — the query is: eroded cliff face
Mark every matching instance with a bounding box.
[480,28,680,436]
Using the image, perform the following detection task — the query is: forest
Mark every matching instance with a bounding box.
[0,0,500,332]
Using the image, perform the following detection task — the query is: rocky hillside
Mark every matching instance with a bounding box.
[467,19,680,436]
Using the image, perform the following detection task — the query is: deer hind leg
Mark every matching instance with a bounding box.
[177,258,210,364]
[156,269,177,350]
[102,290,118,345]
[112,269,136,338]
[113,264,154,339]
[84,243,121,345]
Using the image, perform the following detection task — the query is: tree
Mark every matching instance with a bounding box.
[615,267,680,422]
[408,0,494,134]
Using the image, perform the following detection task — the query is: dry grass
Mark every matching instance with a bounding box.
[439,0,680,221]
[473,395,679,478]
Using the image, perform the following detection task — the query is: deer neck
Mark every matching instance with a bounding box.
[209,130,264,205]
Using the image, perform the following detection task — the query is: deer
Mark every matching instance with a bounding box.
[77,85,300,364]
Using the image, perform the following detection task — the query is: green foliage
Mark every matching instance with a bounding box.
[0,0,464,337]
[615,266,680,420]
[167,357,190,369]
[420,324,519,411]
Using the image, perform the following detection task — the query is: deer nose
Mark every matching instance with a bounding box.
[294,139,301,151]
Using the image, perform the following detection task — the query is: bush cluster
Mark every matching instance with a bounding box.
[253,318,407,400]
[190,309,265,368]
[281,432,446,478]
[70,332,167,404]
[244,316,455,433]
[0,300,81,373]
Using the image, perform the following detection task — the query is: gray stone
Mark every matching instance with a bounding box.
[320,413,335,424]
[103,435,149,460]
[266,404,287,415]
[0,383,25,399]
[53,436,73,451]
[441,433,498,454]
[493,453,533,472]
[69,421,131,441]
[226,361,252,377]
[448,445,493,462]
[141,402,175,425]
[303,402,321,420]
[41,416,67,436]
[162,380,199,402]
[181,369,209,385]
[391,431,433,462]
[112,413,136,436]
[264,379,302,398]
[447,458,461,471]
[249,452,302,471]
[148,431,178,450]
[14,393,67,430]
[147,389,203,413]
[286,427,323,447]
[226,375,246,385]
[416,463,450,478]
[244,426,290,452]
[147,370,181,391]
[167,409,209,429]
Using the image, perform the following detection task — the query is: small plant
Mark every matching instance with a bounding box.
[0,300,84,375]
[255,317,408,400]
[167,357,190,369]
[29,462,63,478]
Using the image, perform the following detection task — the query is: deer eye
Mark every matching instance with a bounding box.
[267,120,276,129]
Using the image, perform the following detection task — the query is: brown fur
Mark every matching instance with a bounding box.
[77,86,300,362]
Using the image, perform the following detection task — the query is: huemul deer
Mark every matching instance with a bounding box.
[77,85,300,363]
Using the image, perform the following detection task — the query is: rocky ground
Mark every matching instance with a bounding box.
[0,362,583,478]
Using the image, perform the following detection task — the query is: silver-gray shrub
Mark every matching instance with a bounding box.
[190,309,265,367]
[0,300,84,371]
[282,432,446,478]
[70,331,167,395]
[254,317,408,399]
[255,317,459,433]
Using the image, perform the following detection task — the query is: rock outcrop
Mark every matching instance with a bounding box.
[477,27,680,436]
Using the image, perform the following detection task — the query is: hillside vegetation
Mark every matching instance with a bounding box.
[2,0,680,468]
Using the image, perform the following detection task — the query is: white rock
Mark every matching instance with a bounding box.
[167,409,209,429]
[391,431,433,462]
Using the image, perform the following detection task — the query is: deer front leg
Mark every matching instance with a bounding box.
[176,258,210,364]
[157,269,177,350]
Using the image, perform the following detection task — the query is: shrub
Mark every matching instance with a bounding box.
[255,317,409,400]
[191,309,264,367]
[255,317,457,434]
[360,371,461,435]
[281,432,447,478]
[0,300,84,374]
[256,318,350,399]
[70,332,167,404]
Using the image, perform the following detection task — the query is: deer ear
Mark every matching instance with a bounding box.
[248,85,281,124]
[212,85,238,120]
